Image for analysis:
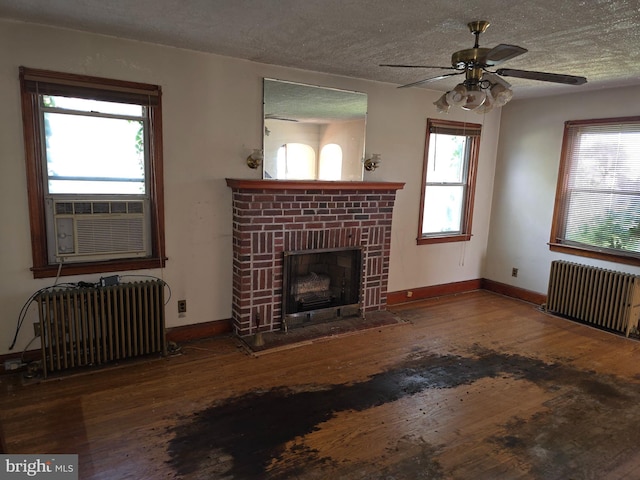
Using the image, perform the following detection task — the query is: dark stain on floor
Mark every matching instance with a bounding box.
[167,347,640,479]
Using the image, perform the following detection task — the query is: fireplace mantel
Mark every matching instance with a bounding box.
[225,179,405,192]
[226,178,404,337]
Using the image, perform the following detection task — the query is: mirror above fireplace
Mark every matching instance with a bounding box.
[262,78,367,181]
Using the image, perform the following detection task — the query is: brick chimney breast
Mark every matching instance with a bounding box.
[226,179,404,337]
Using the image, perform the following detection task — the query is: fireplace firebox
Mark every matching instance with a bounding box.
[283,247,362,329]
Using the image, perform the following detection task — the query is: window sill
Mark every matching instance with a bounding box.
[548,243,640,267]
[417,233,472,245]
[31,257,167,279]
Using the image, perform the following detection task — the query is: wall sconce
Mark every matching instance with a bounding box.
[363,153,381,172]
[246,149,263,169]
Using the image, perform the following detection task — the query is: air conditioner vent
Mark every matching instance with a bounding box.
[51,199,148,262]
[127,201,144,214]
[92,202,110,214]
[76,217,145,255]
[55,202,73,214]
[111,202,127,214]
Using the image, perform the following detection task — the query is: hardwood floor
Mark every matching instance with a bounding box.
[2,290,640,479]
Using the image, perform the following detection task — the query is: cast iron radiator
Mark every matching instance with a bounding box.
[546,260,640,336]
[36,280,167,377]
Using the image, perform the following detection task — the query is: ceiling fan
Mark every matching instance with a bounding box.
[265,114,299,122]
[380,21,587,113]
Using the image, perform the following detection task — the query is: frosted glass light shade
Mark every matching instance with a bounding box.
[433,94,450,113]
[445,84,468,106]
[490,83,513,106]
[461,88,486,111]
[474,94,494,114]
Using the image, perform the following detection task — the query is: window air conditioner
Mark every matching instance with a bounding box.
[53,200,149,262]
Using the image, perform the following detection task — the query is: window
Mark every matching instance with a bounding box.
[20,67,165,278]
[276,143,316,179]
[550,117,640,266]
[318,144,343,180]
[418,119,481,244]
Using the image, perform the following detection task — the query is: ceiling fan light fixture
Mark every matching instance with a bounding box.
[433,93,450,113]
[383,20,587,114]
[461,87,486,111]
[445,84,468,106]
[490,83,513,107]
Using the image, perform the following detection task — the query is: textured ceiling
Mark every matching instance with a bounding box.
[1,0,639,99]
[264,79,367,123]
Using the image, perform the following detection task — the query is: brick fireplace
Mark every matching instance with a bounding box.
[226,179,404,337]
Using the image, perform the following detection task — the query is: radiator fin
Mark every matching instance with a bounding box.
[37,280,166,378]
[547,261,640,337]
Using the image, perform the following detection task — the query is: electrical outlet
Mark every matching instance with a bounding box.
[4,359,23,371]
[512,267,519,278]
[177,300,187,314]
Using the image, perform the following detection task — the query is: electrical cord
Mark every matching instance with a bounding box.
[53,261,63,287]
[8,282,76,351]
[20,335,39,363]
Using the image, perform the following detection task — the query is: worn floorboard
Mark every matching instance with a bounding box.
[2,290,640,479]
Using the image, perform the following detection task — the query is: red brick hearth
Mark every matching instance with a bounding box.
[226,179,404,337]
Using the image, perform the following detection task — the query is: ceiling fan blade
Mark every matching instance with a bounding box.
[265,114,299,122]
[496,68,587,85]
[380,64,456,70]
[398,72,464,89]
[485,44,528,64]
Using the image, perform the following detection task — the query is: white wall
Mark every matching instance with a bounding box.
[0,19,500,356]
[485,85,640,293]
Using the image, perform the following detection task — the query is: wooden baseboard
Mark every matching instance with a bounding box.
[387,278,546,307]
[166,318,233,344]
[3,282,543,375]
[387,279,482,305]
[480,279,547,305]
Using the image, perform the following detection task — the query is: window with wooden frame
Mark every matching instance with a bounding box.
[418,119,481,244]
[19,67,166,278]
[550,116,640,266]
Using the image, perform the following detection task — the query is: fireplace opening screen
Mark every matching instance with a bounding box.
[283,247,362,328]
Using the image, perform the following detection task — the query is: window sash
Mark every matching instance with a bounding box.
[550,116,640,265]
[40,105,149,194]
[426,137,469,185]
[422,184,466,235]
